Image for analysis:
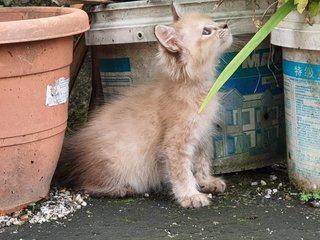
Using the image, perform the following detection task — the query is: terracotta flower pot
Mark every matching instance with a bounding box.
[0,7,89,215]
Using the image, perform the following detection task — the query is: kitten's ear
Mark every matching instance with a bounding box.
[155,25,182,53]
[171,2,182,21]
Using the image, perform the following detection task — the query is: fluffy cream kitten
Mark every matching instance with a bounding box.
[60,3,232,208]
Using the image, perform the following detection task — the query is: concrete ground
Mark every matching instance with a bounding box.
[1,167,320,240]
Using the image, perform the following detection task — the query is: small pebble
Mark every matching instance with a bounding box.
[309,200,320,208]
[270,175,278,181]
[265,189,272,198]
[285,195,292,201]
[251,182,258,186]
[75,194,83,203]
[260,180,267,186]
[18,214,29,222]
[144,193,150,198]
[13,220,23,226]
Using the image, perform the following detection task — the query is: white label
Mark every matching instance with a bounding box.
[46,77,69,106]
[283,59,320,178]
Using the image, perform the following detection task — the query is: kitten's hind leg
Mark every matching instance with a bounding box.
[193,143,226,194]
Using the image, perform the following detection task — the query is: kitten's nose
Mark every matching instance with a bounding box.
[220,23,228,29]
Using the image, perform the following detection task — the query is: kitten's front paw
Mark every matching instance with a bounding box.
[200,177,226,194]
[178,193,210,208]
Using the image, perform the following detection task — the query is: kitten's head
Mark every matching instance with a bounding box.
[155,3,233,80]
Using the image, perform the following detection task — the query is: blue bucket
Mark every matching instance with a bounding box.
[213,43,286,173]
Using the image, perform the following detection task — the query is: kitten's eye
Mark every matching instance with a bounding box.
[202,27,212,36]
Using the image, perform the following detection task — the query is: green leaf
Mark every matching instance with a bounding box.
[313,192,320,200]
[296,0,309,13]
[27,210,33,218]
[300,192,313,202]
[309,1,320,16]
[198,0,295,113]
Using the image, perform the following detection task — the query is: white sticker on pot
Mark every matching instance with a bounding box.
[46,77,69,106]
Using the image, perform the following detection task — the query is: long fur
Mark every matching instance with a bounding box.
[57,5,233,208]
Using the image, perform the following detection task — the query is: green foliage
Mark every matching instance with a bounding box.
[313,192,320,200]
[27,210,33,218]
[300,192,320,202]
[300,192,313,202]
[309,0,320,16]
[296,0,309,13]
[280,0,320,16]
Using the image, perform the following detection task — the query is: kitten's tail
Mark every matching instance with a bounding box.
[51,141,78,189]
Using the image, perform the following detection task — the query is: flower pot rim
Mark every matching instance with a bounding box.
[0,7,89,44]
[271,10,320,50]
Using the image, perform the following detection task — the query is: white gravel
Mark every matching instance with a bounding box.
[0,188,88,228]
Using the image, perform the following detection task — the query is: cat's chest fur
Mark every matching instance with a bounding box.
[155,80,220,149]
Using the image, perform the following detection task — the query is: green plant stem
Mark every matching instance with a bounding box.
[198,0,295,113]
